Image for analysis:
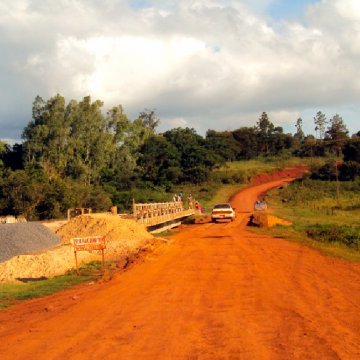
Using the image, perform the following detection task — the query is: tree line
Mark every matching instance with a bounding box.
[0,94,359,219]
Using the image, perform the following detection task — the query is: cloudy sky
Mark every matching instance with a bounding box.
[1,0,360,143]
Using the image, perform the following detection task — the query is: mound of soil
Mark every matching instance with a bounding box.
[0,214,153,283]
[0,223,61,263]
[57,213,153,244]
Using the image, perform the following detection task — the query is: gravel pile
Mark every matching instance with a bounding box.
[0,223,61,263]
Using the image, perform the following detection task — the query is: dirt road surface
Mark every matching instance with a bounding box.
[0,178,360,360]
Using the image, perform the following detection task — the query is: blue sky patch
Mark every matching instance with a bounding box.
[129,0,152,10]
[268,0,319,21]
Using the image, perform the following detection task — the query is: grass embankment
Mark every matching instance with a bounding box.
[0,261,105,310]
[175,156,311,211]
[263,177,360,261]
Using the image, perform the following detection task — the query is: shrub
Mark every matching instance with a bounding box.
[306,224,360,250]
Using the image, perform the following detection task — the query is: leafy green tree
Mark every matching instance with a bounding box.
[3,143,24,170]
[205,130,237,162]
[138,109,160,131]
[294,117,305,143]
[299,135,315,157]
[67,96,114,184]
[232,127,259,159]
[106,104,131,144]
[325,114,349,156]
[22,94,70,177]
[164,127,220,183]
[314,111,327,140]
[137,135,181,185]
[343,139,360,163]
[0,170,46,219]
[256,112,275,154]
[272,129,294,155]
[339,161,360,181]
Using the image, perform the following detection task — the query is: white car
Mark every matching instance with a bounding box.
[211,203,236,222]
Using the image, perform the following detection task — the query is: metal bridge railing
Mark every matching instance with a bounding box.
[133,201,195,226]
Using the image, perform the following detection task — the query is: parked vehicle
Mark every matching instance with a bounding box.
[211,203,236,222]
[254,200,267,211]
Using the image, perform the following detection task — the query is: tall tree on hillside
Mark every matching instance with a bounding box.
[294,117,305,142]
[325,114,349,156]
[232,127,258,159]
[124,110,160,157]
[314,111,327,140]
[23,94,71,177]
[67,96,115,185]
[105,105,132,175]
[256,112,275,154]
[138,109,160,131]
[106,105,131,144]
[205,130,237,162]
[164,127,220,183]
[137,135,181,185]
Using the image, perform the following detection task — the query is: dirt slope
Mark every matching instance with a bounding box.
[0,214,153,283]
[0,178,359,359]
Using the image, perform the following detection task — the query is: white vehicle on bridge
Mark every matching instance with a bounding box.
[211,203,236,222]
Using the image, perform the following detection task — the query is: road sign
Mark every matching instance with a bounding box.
[70,236,106,274]
[71,236,106,251]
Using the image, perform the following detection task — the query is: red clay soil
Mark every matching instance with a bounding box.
[250,165,309,186]
[0,176,360,360]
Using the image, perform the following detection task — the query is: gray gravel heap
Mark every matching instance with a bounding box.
[0,223,61,263]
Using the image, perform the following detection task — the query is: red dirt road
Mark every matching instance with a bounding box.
[1,178,360,359]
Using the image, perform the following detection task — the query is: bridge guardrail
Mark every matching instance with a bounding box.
[133,201,195,226]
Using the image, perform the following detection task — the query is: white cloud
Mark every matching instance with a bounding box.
[0,0,359,141]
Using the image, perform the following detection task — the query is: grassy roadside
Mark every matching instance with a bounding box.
[174,156,314,212]
[0,262,105,310]
[260,177,360,262]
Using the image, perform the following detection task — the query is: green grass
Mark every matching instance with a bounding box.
[0,261,105,310]
[212,156,319,184]
[262,177,360,261]
[266,177,360,227]
[174,156,314,212]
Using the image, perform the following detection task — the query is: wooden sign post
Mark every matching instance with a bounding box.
[71,236,106,275]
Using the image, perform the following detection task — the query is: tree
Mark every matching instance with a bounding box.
[0,170,46,219]
[3,143,24,170]
[106,104,131,145]
[314,111,327,140]
[294,117,305,143]
[22,94,70,177]
[205,130,237,162]
[325,114,349,156]
[232,127,259,159]
[343,139,360,163]
[67,96,114,185]
[256,112,275,154]
[138,109,160,131]
[137,135,181,185]
[164,128,220,183]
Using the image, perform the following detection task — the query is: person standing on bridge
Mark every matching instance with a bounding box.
[187,194,193,209]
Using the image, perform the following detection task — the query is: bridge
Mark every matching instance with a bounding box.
[133,201,195,232]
